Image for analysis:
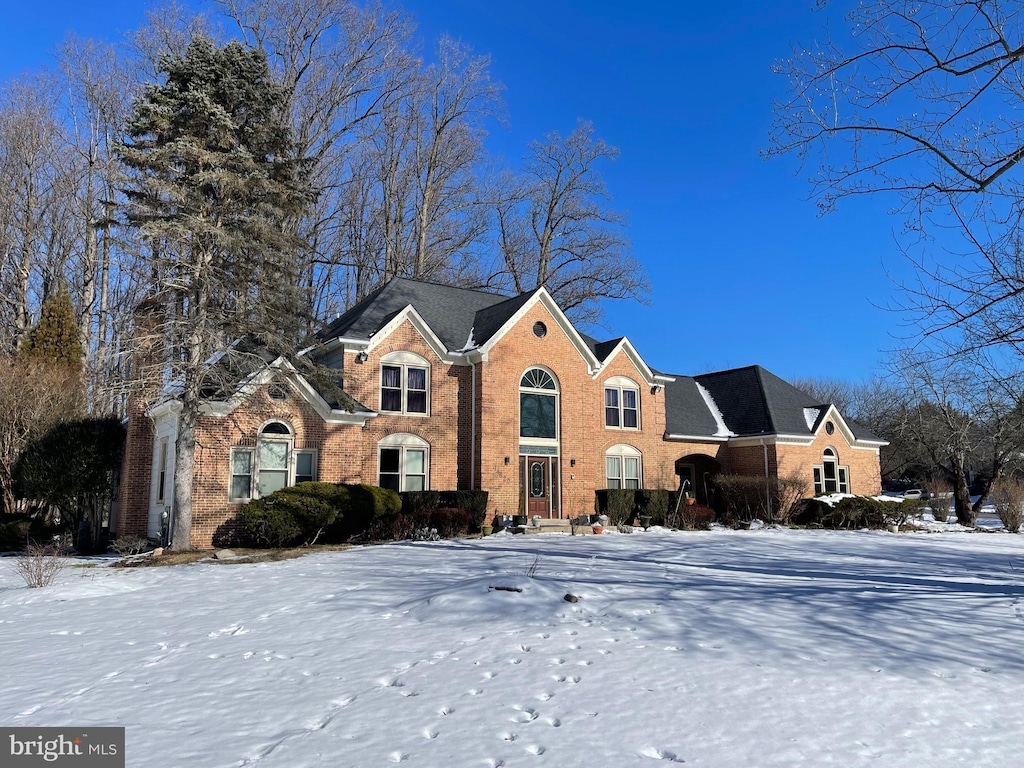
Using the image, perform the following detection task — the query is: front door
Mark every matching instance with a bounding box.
[527,456,551,517]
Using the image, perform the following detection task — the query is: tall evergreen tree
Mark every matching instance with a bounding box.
[19,284,83,371]
[118,37,311,550]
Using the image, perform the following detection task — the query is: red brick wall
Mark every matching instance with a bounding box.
[123,298,884,547]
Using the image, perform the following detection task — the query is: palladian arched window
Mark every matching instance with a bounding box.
[229,421,317,501]
[813,447,849,495]
[519,368,559,440]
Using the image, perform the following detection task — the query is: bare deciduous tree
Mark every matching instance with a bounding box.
[497,120,648,325]
[768,0,1024,357]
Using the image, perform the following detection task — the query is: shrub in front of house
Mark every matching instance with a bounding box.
[789,498,832,527]
[237,490,337,548]
[594,489,636,525]
[334,484,402,541]
[678,503,715,530]
[713,474,808,526]
[788,496,922,529]
[400,490,489,532]
[636,489,670,525]
[375,508,473,542]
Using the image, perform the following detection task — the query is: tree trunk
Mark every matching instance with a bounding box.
[952,470,975,527]
[170,400,197,551]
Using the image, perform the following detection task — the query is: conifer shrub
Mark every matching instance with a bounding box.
[0,517,32,552]
[238,491,336,548]
[594,489,636,524]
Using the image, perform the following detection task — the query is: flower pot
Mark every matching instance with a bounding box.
[887,523,899,534]
[639,515,652,530]
[481,525,493,536]
[513,515,528,527]
[685,496,696,506]
[591,524,604,535]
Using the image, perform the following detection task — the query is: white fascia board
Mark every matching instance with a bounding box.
[479,289,600,373]
[594,338,657,385]
[145,398,182,421]
[726,434,815,448]
[664,433,729,443]
[365,305,452,362]
[653,373,676,383]
[814,405,888,448]
[198,356,375,426]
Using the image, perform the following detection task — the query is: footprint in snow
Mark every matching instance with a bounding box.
[525,744,546,755]
[640,747,685,762]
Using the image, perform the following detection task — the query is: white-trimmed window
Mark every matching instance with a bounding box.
[378,433,430,492]
[380,351,429,415]
[813,447,849,495]
[605,376,640,429]
[229,421,318,501]
[606,444,642,489]
[520,367,559,441]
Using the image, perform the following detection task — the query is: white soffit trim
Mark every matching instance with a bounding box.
[479,288,600,372]
[365,305,451,362]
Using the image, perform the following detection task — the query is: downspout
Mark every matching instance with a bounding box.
[470,358,476,490]
[762,437,773,522]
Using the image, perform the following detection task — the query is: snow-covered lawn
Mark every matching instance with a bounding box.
[3,528,1024,767]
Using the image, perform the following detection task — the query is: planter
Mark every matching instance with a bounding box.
[481,525,493,536]
[578,514,591,526]
[685,496,696,506]
[512,515,528,527]
[887,523,900,534]
[639,515,652,530]
[591,523,604,535]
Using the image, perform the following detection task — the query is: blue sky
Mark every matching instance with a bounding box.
[0,1,911,383]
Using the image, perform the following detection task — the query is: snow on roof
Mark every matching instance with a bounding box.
[803,407,821,431]
[695,382,737,437]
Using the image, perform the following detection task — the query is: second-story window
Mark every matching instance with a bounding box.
[380,352,430,415]
[604,376,640,429]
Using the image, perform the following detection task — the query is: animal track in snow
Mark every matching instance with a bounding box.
[422,729,438,740]
[545,717,561,727]
[640,746,685,762]
[535,692,554,701]
[525,744,547,755]
[553,674,580,684]
[511,706,538,723]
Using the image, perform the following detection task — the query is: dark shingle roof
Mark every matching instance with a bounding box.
[317,278,509,351]
[471,289,540,347]
[663,376,722,437]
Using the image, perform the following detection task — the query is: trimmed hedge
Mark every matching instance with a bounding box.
[400,490,489,532]
[678,503,715,530]
[595,488,679,527]
[594,489,638,525]
[329,484,402,541]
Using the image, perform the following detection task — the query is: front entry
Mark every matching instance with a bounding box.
[526,456,551,517]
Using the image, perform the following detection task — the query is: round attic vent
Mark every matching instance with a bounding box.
[825,421,835,435]
[533,321,547,338]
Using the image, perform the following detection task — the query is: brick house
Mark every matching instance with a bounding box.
[117,278,886,547]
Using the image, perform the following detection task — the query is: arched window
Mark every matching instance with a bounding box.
[378,433,430,492]
[380,351,429,415]
[604,375,640,429]
[606,444,642,489]
[813,447,849,495]
[519,368,559,441]
[229,421,317,501]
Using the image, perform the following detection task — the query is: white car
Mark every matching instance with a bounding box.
[902,489,924,500]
